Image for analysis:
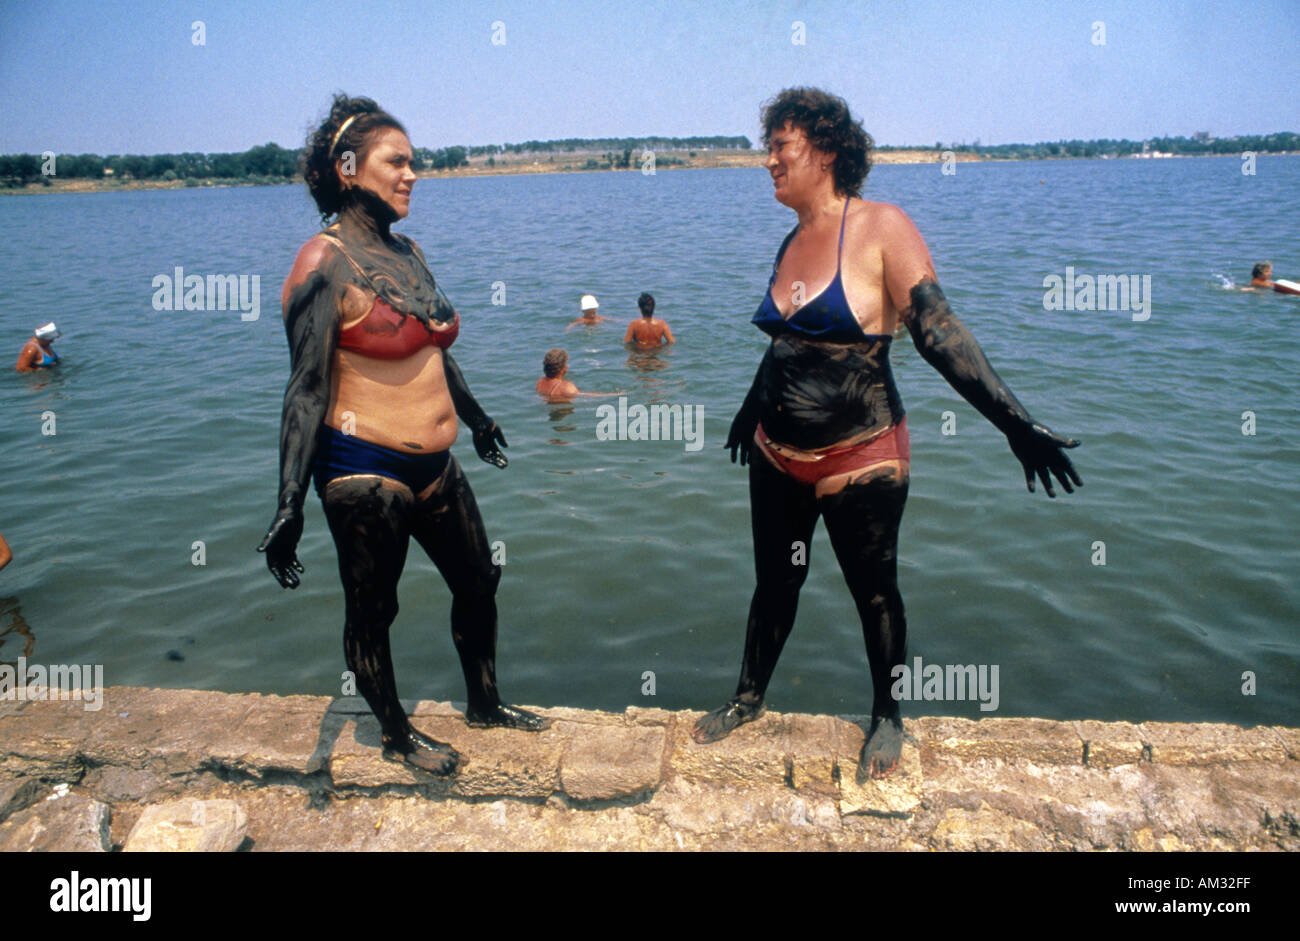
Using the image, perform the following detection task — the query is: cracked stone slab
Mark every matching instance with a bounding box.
[216,693,333,776]
[771,713,840,796]
[327,716,447,790]
[69,688,253,775]
[837,724,924,817]
[917,717,1081,765]
[450,721,565,799]
[624,706,678,728]
[328,714,564,798]
[559,723,665,800]
[927,800,1055,851]
[81,766,169,803]
[0,792,110,851]
[1266,726,1300,761]
[1137,722,1287,765]
[1074,720,1144,769]
[667,711,790,788]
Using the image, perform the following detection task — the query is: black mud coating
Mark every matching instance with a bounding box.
[903,277,1082,496]
[756,333,905,450]
[259,184,543,753]
[695,449,908,781]
[320,463,511,738]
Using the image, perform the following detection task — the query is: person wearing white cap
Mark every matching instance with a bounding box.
[15,322,61,373]
[566,293,610,330]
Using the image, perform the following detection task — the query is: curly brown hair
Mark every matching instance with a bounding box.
[760,87,874,198]
[301,93,407,224]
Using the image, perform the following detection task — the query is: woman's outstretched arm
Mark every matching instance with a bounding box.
[881,205,1081,497]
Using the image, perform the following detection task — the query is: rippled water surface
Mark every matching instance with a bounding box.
[2,156,1297,724]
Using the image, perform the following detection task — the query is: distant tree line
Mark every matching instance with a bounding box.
[0,142,302,186]
[413,146,468,170]
[0,135,751,187]
[7,132,1292,187]
[882,132,1300,159]
[470,135,753,156]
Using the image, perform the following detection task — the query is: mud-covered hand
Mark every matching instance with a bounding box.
[443,351,508,469]
[726,346,771,465]
[726,406,758,466]
[472,421,509,468]
[1005,422,1082,498]
[257,503,305,588]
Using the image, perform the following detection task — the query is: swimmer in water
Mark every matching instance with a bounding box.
[0,534,11,572]
[536,349,580,401]
[258,94,548,777]
[623,292,675,347]
[15,322,60,373]
[693,87,1082,780]
[566,294,610,330]
[1249,262,1275,289]
[535,348,622,402]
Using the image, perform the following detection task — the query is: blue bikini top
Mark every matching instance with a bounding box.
[752,199,889,344]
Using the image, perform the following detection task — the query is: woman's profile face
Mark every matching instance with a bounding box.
[341,127,418,219]
[764,121,833,207]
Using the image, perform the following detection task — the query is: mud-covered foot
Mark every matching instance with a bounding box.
[465,703,551,731]
[691,695,765,744]
[382,728,460,776]
[856,714,903,782]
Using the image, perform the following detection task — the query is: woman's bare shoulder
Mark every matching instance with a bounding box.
[282,234,342,309]
[855,199,917,232]
[286,233,339,283]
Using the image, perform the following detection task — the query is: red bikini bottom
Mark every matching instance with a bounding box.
[753,417,910,485]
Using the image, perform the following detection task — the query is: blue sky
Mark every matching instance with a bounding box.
[1,0,1296,154]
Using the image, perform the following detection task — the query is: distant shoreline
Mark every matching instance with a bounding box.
[0,148,1285,197]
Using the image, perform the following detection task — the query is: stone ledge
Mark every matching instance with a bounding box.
[0,688,1295,851]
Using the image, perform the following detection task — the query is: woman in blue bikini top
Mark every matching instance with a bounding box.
[749,194,905,453]
[698,87,1083,785]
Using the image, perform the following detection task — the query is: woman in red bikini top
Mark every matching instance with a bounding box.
[695,88,1083,785]
[258,95,547,777]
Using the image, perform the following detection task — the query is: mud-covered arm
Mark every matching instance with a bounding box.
[903,278,1081,497]
[725,344,772,465]
[257,263,339,587]
[443,350,508,468]
[276,270,338,508]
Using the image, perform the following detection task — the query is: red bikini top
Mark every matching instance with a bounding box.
[338,297,458,359]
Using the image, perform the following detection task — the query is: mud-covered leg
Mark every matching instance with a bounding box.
[693,452,819,744]
[322,476,460,775]
[411,457,549,731]
[819,468,909,780]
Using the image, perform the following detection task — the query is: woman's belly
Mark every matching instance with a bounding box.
[326,346,458,453]
[758,334,905,451]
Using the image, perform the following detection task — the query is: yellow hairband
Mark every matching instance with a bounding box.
[331,114,360,155]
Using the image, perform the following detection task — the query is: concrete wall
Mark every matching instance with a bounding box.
[1,687,1296,851]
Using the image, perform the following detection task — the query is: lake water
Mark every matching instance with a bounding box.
[2,155,1297,726]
